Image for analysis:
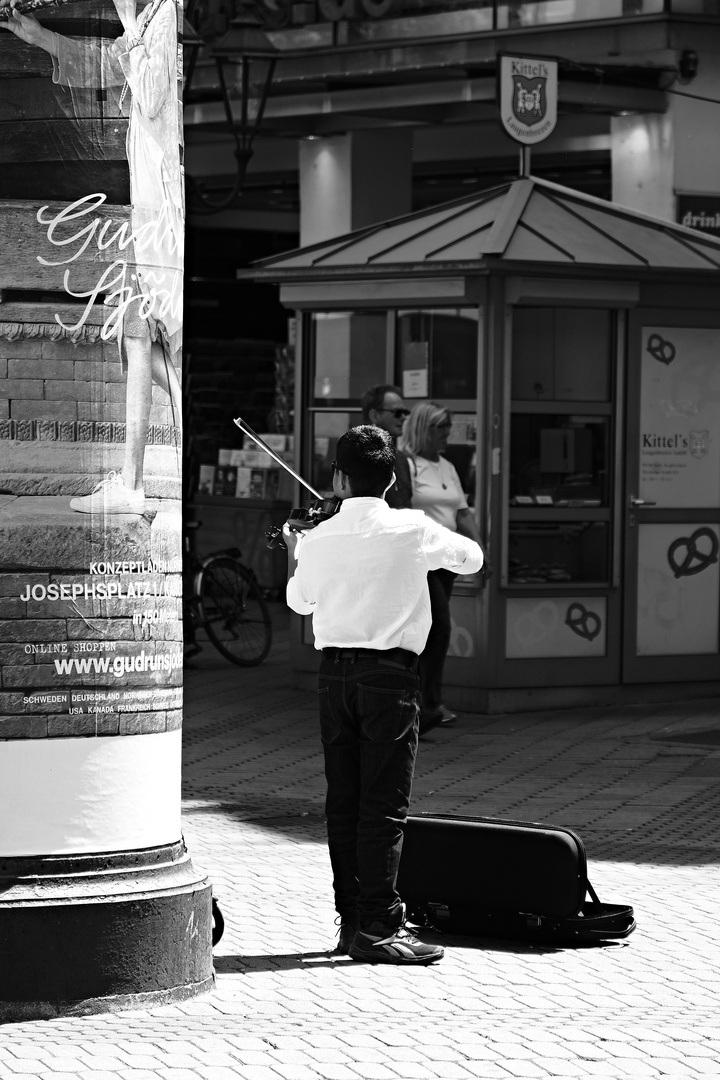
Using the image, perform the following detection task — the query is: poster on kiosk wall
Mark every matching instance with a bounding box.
[0,0,184,739]
[636,326,720,657]
[640,326,720,508]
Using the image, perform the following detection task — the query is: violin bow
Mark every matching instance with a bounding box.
[233,417,324,503]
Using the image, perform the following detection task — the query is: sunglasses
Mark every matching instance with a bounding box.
[331,460,349,476]
[432,419,452,430]
[379,408,410,419]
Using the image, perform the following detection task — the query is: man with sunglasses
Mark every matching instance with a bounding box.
[361,384,412,509]
[284,426,483,965]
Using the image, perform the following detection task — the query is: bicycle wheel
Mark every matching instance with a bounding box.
[198,556,272,666]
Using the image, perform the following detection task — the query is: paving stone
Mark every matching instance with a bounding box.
[566,1065,630,1078]
[1,1051,48,1063]
[480,1062,547,1078]
[270,1069,320,1080]
[2,615,719,1079]
[459,1066,520,1079]
[421,1064,477,1079]
[527,1060,585,1077]
[344,1067,399,1080]
[0,1066,47,1077]
[115,1072,161,1080]
[381,1066,436,1080]
[191,1070,247,1080]
[137,1071,199,1080]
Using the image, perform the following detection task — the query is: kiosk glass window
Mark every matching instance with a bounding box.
[507,518,611,586]
[507,306,615,588]
[310,410,357,497]
[396,308,478,400]
[311,312,387,404]
[510,415,610,507]
[507,412,612,586]
[307,311,387,492]
[512,307,612,402]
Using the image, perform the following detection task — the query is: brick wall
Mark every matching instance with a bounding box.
[0,307,181,499]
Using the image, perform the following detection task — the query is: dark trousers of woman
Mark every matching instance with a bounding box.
[419,568,456,715]
[318,653,420,930]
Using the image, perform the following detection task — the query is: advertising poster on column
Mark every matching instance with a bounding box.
[0,0,184,746]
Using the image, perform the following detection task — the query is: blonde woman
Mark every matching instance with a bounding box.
[401,402,482,734]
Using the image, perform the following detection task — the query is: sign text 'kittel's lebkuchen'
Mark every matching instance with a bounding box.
[498,54,559,147]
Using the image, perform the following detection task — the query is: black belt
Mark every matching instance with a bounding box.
[322,646,418,670]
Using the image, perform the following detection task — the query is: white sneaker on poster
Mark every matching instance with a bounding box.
[69,472,145,515]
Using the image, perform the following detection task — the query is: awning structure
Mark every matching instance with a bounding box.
[249,176,720,280]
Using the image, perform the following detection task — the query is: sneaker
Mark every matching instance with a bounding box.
[70,472,145,515]
[332,915,359,956]
[349,913,444,965]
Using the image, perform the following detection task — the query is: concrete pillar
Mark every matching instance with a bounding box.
[672,68,720,201]
[611,51,720,222]
[299,129,413,246]
[297,129,413,408]
[611,112,675,221]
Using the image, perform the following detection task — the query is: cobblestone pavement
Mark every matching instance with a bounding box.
[2,602,720,1078]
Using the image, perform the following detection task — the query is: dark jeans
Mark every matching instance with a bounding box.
[419,568,456,714]
[318,653,420,929]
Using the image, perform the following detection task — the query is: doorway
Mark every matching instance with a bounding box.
[622,311,720,683]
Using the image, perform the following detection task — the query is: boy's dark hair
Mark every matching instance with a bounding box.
[335,425,396,498]
[360,384,404,424]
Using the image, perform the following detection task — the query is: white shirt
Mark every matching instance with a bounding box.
[286,497,483,654]
[409,455,468,532]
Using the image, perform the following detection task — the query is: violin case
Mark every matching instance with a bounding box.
[397,813,635,945]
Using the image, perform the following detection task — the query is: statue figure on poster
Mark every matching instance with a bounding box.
[0,0,183,515]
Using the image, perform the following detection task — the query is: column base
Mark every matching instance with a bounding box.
[0,978,216,1023]
[0,840,214,1020]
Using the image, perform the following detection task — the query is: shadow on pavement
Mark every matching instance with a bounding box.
[652,729,720,747]
[185,804,328,841]
[183,620,720,871]
[213,952,362,973]
[210,933,606,972]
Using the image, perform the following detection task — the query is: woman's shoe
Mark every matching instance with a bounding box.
[418,708,443,736]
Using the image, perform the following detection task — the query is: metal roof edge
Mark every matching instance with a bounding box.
[530,174,720,250]
[250,181,513,270]
[238,262,492,281]
[239,259,720,284]
[480,178,535,257]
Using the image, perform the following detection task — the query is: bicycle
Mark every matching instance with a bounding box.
[183,516,273,666]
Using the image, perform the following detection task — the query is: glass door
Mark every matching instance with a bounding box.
[622,313,720,682]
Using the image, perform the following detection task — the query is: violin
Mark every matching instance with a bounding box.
[265,496,340,550]
[233,418,340,552]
